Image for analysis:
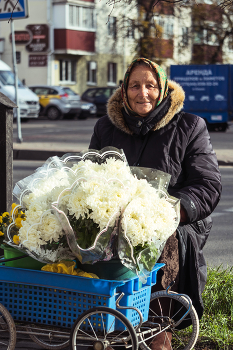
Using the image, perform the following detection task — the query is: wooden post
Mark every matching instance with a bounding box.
[0,92,17,214]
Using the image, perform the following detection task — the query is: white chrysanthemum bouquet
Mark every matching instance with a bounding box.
[7,148,130,263]
[8,166,78,262]
[6,147,180,278]
[118,168,180,278]
[52,156,132,263]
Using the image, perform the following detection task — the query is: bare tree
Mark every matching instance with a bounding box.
[107,0,176,61]
[180,0,233,64]
[106,0,233,64]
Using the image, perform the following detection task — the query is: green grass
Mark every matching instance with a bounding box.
[197,265,233,349]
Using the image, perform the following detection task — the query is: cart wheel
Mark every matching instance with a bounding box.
[0,303,16,350]
[138,291,199,350]
[26,325,69,349]
[70,306,138,350]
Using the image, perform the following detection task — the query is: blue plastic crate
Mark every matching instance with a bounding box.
[0,263,164,330]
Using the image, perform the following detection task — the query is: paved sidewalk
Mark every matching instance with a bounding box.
[13,143,233,165]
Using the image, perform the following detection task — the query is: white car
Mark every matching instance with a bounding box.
[0,60,40,120]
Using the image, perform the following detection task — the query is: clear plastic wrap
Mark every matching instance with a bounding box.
[118,167,180,283]
[51,177,126,264]
[7,147,130,263]
[6,147,180,277]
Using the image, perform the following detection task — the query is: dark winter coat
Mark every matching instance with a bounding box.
[89,80,222,320]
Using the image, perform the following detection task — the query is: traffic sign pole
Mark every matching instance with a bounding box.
[11,19,23,143]
[0,0,28,143]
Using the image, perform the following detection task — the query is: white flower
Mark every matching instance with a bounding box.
[67,176,128,230]
[18,211,64,254]
[122,183,177,247]
[71,158,132,186]
[15,152,178,266]
[39,212,63,243]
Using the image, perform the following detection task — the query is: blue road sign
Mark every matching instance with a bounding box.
[0,0,28,21]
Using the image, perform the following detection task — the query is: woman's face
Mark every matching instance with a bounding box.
[127,65,160,117]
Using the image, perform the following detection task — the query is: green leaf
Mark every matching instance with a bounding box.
[134,243,158,271]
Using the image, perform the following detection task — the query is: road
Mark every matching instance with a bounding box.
[13,118,233,163]
[202,166,233,268]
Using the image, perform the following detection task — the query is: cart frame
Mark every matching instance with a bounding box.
[0,263,199,350]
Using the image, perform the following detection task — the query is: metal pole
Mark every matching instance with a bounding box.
[11,19,23,143]
[123,15,126,74]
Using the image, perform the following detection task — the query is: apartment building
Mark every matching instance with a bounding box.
[0,0,136,94]
[0,0,232,94]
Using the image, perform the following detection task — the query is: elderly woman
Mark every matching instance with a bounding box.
[89,58,222,349]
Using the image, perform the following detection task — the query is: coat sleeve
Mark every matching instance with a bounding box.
[174,117,222,223]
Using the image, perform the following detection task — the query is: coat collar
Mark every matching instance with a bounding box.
[107,80,185,135]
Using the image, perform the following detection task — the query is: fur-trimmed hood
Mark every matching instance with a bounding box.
[107,80,185,134]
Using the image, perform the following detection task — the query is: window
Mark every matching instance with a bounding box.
[127,19,135,39]
[95,88,112,98]
[87,61,97,84]
[108,63,117,84]
[0,70,23,87]
[59,60,76,82]
[69,5,95,30]
[228,35,233,51]
[108,17,117,39]
[49,89,59,95]
[34,88,50,95]
[69,5,75,26]
[156,17,174,39]
[206,30,218,46]
[181,27,189,46]
[16,51,21,64]
[193,26,218,46]
[193,30,204,44]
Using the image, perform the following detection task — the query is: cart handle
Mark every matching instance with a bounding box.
[116,292,144,331]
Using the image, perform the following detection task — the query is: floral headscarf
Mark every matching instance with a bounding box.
[121,57,169,116]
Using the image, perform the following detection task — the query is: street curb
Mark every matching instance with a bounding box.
[13,149,233,166]
[13,149,66,161]
[218,160,233,166]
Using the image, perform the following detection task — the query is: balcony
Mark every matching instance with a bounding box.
[53,1,96,54]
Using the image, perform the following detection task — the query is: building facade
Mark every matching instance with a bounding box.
[0,0,136,94]
[0,0,232,95]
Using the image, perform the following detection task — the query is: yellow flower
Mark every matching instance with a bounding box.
[13,235,20,245]
[2,212,9,217]
[0,231,4,236]
[10,203,18,216]
[0,216,2,223]
[15,217,23,228]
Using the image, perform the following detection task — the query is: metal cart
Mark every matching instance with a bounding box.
[0,263,199,350]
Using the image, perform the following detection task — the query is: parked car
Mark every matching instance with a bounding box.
[29,85,82,120]
[62,87,97,119]
[81,87,117,116]
[80,100,97,119]
[0,60,40,120]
